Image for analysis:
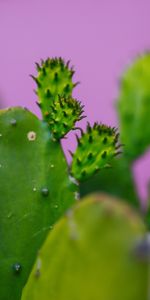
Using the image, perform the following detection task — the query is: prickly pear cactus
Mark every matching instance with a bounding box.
[32,58,78,119]
[81,54,150,208]
[70,123,120,181]
[117,53,150,162]
[44,96,84,139]
[22,194,148,300]
[0,56,123,300]
[0,107,77,300]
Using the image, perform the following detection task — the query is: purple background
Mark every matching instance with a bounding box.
[0,0,150,201]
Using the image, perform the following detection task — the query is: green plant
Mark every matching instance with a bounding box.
[0,58,120,300]
[81,53,150,212]
[21,54,150,300]
[22,194,149,300]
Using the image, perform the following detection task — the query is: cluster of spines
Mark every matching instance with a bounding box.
[31,57,79,104]
[43,96,85,139]
[70,122,121,181]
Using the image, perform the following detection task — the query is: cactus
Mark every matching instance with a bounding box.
[0,107,78,300]
[44,96,85,139]
[70,123,120,181]
[81,53,150,210]
[22,194,148,300]
[80,157,139,207]
[32,57,78,119]
[0,57,120,299]
[117,53,150,162]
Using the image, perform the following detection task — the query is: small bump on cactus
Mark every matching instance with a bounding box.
[44,96,85,139]
[31,57,79,118]
[70,122,121,181]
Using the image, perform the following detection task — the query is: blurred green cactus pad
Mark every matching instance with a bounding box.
[117,53,150,161]
[22,194,148,300]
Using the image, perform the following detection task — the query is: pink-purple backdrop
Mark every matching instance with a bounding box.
[0,0,150,201]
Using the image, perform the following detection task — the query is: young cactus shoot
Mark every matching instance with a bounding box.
[70,122,121,181]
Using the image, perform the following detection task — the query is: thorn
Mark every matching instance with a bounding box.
[42,67,46,76]
[40,59,44,65]
[81,170,86,177]
[30,75,41,87]
[75,134,82,146]
[68,150,74,157]
[66,60,70,68]
[63,111,68,117]
[88,135,93,143]
[116,144,122,150]
[46,89,51,97]
[63,122,68,128]
[64,84,70,93]
[77,158,81,165]
[88,152,93,159]
[93,122,98,129]
[34,89,38,95]
[101,151,107,159]
[54,72,58,81]
[72,127,84,135]
[103,137,108,144]
[87,122,92,133]
[114,133,120,143]
[35,62,41,71]
[36,101,42,108]
[70,70,75,78]
[114,151,122,157]
[78,115,86,121]
[45,59,49,67]
[98,127,102,135]
[73,81,80,88]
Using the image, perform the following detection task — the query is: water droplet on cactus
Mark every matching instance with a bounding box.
[41,187,49,197]
[50,164,54,168]
[12,263,22,275]
[27,131,36,141]
[0,133,2,137]
[10,119,17,126]
[33,187,37,192]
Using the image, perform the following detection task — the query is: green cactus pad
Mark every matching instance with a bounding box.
[32,57,78,117]
[117,53,150,161]
[44,96,84,139]
[80,157,139,208]
[70,123,121,181]
[22,194,148,300]
[0,107,77,300]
